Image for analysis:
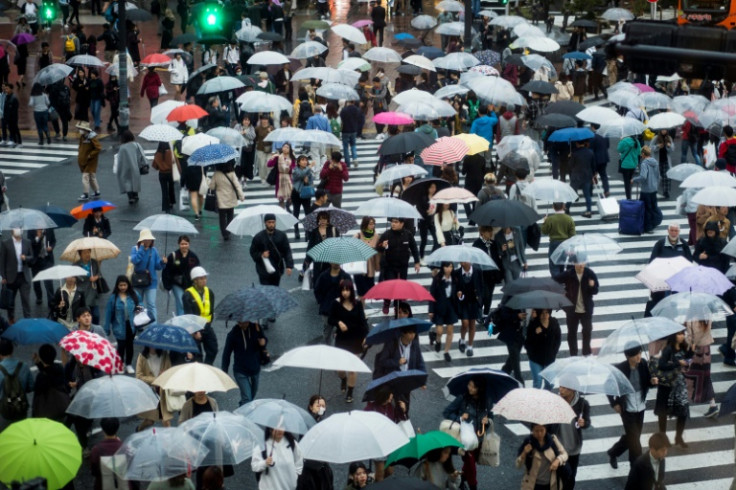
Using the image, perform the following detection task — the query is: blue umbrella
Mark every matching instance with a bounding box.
[366,318,433,345]
[215,285,299,323]
[363,369,428,402]
[134,323,199,353]
[188,144,239,167]
[394,32,415,40]
[443,367,522,405]
[1,318,69,344]
[547,127,595,143]
[562,51,592,60]
[37,205,77,228]
[416,46,445,60]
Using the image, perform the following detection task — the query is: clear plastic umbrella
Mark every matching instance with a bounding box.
[392,88,435,106]
[495,135,541,161]
[228,204,299,236]
[197,76,245,95]
[236,18,262,42]
[206,127,247,147]
[672,94,710,113]
[272,345,372,373]
[549,233,622,265]
[140,124,184,142]
[511,36,560,52]
[235,399,316,435]
[66,54,105,67]
[33,265,88,282]
[290,41,328,59]
[397,98,456,120]
[637,92,673,111]
[691,186,736,207]
[165,314,207,334]
[404,54,437,72]
[598,317,688,359]
[680,170,736,188]
[576,106,620,126]
[181,133,219,155]
[246,50,290,65]
[608,90,641,110]
[435,21,473,37]
[34,63,73,85]
[331,23,368,44]
[521,54,557,77]
[436,0,465,11]
[478,9,498,18]
[424,245,498,270]
[434,84,469,99]
[292,67,361,85]
[464,76,524,107]
[490,15,527,28]
[647,112,686,130]
[264,128,341,146]
[410,14,437,29]
[362,47,403,63]
[650,291,733,322]
[668,163,704,181]
[513,23,546,38]
[374,164,428,187]
[433,52,480,72]
[338,57,371,72]
[134,214,199,234]
[66,375,159,418]
[178,411,265,465]
[316,82,360,101]
[0,209,56,231]
[540,357,635,396]
[601,7,635,20]
[522,178,578,202]
[596,117,645,138]
[237,91,293,115]
[666,265,734,295]
[354,197,423,220]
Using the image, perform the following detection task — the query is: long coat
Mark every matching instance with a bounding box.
[515,435,568,490]
[135,351,174,422]
[209,170,244,209]
[78,134,102,173]
[117,141,147,194]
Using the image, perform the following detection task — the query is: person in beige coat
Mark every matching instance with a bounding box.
[550,74,575,103]
[516,423,568,490]
[135,347,174,430]
[209,161,245,241]
[179,391,219,423]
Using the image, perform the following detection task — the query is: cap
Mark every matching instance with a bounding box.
[264,213,277,222]
[137,229,155,242]
[190,266,208,280]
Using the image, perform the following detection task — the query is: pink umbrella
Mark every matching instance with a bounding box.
[430,187,479,204]
[633,83,655,93]
[352,19,374,28]
[60,330,124,375]
[420,137,469,166]
[373,112,414,125]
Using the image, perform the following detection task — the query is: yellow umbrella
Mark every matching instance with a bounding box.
[451,133,490,155]
[60,236,121,262]
[153,362,238,393]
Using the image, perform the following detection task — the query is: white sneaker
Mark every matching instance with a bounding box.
[125,365,135,374]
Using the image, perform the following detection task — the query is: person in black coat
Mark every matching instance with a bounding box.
[428,262,458,362]
[376,218,420,313]
[28,229,56,308]
[82,208,112,238]
[2,83,21,146]
[645,223,692,316]
[453,262,483,358]
[373,325,426,414]
[568,141,596,218]
[314,264,351,344]
[694,220,729,273]
[624,432,670,490]
[591,127,610,196]
[554,262,599,356]
[31,343,70,421]
[495,304,526,385]
[461,153,486,223]
[370,0,386,46]
[249,213,294,286]
[524,309,561,390]
[472,226,503,319]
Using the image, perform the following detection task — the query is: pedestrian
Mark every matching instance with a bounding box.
[182,266,217,365]
[376,218,421,314]
[554,261,599,357]
[694,220,729,273]
[31,344,69,421]
[252,428,304,489]
[29,83,51,145]
[283,0,294,41]
[340,100,363,168]
[76,121,101,201]
[88,70,104,132]
[130,228,167,323]
[127,22,141,65]
[364,387,408,481]
[428,262,459,362]
[268,142,296,210]
[369,77,388,139]
[291,155,314,240]
[524,309,561,390]
[373,325,426,386]
[71,68,90,122]
[209,161,244,241]
[103,275,138,374]
[345,462,370,489]
[49,276,85,329]
[569,140,595,218]
[632,146,663,233]
[654,330,693,449]
[307,395,326,423]
[553,380,591,490]
[494,226,527,285]
[83,207,111,238]
[0,228,33,323]
[590,124,610,197]
[329,279,368,403]
[98,23,118,63]
[235,116,256,183]
[624,432,670,490]
[617,134,642,200]
[152,142,180,213]
[169,52,188,100]
[319,151,350,208]
[470,105,498,151]
[651,129,673,199]
[454,261,483,358]
[73,248,104,324]
[273,63,292,98]
[249,213,294,288]
[645,223,692,315]
[135,346,174,430]
[0,46,9,86]
[2,83,21,147]
[541,202,576,276]
[49,80,72,141]
[160,8,175,49]
[685,320,719,418]
[314,263,351,344]
[434,203,459,247]
[28,228,55,307]
[179,391,218,423]
[104,73,120,132]
[255,114,274,184]
[140,67,162,108]
[476,173,505,204]
[0,338,34,429]
[608,344,659,468]
[89,417,124,490]
[516,423,568,490]
[221,321,267,406]
[161,235,199,317]
[416,182,439,262]
[306,106,331,164]
[116,130,147,204]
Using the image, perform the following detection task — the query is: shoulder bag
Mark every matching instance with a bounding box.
[130,248,152,288]
[300,184,315,199]
[266,163,279,186]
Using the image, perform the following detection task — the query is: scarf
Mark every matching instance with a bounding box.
[362,228,374,240]
[520,434,557,472]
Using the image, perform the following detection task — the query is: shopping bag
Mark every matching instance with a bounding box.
[596,182,618,219]
[178,189,190,211]
[477,420,501,467]
[158,84,168,96]
[703,142,716,169]
[460,421,479,451]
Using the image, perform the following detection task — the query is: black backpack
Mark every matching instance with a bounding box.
[0,363,29,421]
[298,100,313,129]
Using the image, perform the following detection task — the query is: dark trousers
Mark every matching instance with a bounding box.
[70,4,80,25]
[68,414,92,448]
[382,265,408,309]
[640,191,662,233]
[480,274,496,316]
[51,107,71,137]
[548,240,563,277]
[463,201,477,224]
[291,189,311,240]
[658,414,686,441]
[31,262,54,306]
[374,26,384,46]
[658,158,670,197]
[417,219,438,257]
[721,314,736,363]
[610,410,645,464]
[116,321,136,365]
[7,275,31,320]
[284,16,292,40]
[258,273,282,287]
[201,324,218,365]
[595,163,609,194]
[33,111,50,141]
[217,207,234,239]
[6,116,21,144]
[621,168,635,200]
[501,339,524,385]
[158,172,176,212]
[565,310,593,356]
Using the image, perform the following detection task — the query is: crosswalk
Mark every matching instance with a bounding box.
[0,142,78,179]
[235,137,735,489]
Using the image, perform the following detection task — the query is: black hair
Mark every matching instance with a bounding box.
[338,279,356,304]
[121,130,135,143]
[0,338,13,356]
[156,141,169,153]
[479,105,489,115]
[178,235,191,244]
[75,306,92,319]
[264,427,297,449]
[39,343,56,365]
[315,189,327,201]
[724,125,734,138]
[331,151,342,162]
[113,275,139,303]
[424,447,456,474]
[31,82,44,96]
[100,417,120,436]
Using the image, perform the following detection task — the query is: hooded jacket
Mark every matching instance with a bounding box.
[470,112,498,146]
[496,111,518,142]
[694,221,729,272]
[632,156,660,193]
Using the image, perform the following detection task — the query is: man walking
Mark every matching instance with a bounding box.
[2,84,21,148]
[646,223,692,315]
[28,228,56,308]
[340,100,364,168]
[76,121,101,201]
[591,124,610,197]
[0,228,33,323]
[554,261,599,356]
[254,114,274,184]
[370,0,386,46]
[306,106,330,165]
[250,213,294,287]
[376,218,421,314]
[0,339,34,430]
[633,146,663,234]
[183,267,217,365]
[625,433,670,490]
[569,140,596,218]
[541,202,576,276]
[221,321,266,406]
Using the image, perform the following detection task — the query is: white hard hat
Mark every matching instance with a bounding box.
[190,266,208,280]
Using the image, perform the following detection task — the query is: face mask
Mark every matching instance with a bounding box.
[317,407,326,416]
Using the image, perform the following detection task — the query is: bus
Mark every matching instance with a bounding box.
[677,0,736,29]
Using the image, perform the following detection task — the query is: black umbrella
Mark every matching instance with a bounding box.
[504,53,524,67]
[536,113,577,128]
[397,64,422,75]
[190,63,218,78]
[125,8,153,21]
[546,100,585,117]
[579,36,606,50]
[503,277,566,296]
[520,80,558,95]
[500,151,529,171]
[571,19,598,28]
[505,291,572,310]
[170,33,198,46]
[397,38,422,49]
[199,35,229,45]
[236,74,259,87]
[362,369,428,402]
[378,132,435,156]
[469,199,541,227]
[257,31,283,42]
[36,205,77,228]
[400,178,451,206]
[367,477,436,490]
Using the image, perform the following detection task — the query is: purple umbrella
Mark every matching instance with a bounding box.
[10,33,35,46]
[665,265,733,295]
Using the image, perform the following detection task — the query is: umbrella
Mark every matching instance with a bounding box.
[495,135,541,161]
[66,375,160,418]
[134,323,200,353]
[215,285,298,323]
[59,237,120,262]
[411,15,437,29]
[150,100,185,125]
[316,83,360,101]
[181,133,220,155]
[503,277,566,296]
[302,206,356,235]
[70,200,116,219]
[465,76,525,108]
[290,41,328,59]
[331,23,368,44]
[433,53,480,72]
[668,163,704,181]
[576,106,620,126]
[0,208,56,231]
[394,32,415,41]
[189,144,239,167]
[166,104,209,122]
[228,205,299,236]
[300,19,331,29]
[237,91,294,115]
[134,214,198,235]
[474,49,501,66]
[373,112,414,125]
[363,279,434,301]
[443,367,522,406]
[500,151,530,172]
[562,51,592,61]
[272,344,371,373]
[206,127,247,147]
[400,178,451,206]
[338,57,371,72]
[396,64,422,75]
[165,314,207,334]
[638,92,673,111]
[691,186,736,207]
[363,369,428,402]
[468,64,499,76]
[1,318,68,344]
[521,53,557,73]
[419,137,469,166]
[430,187,479,204]
[522,179,578,202]
[126,7,152,20]
[354,197,423,220]
[536,113,576,128]
[404,54,437,72]
[435,21,471,37]
[179,411,264,465]
[397,99,456,121]
[264,128,340,146]
[163,49,193,62]
[469,200,541,228]
[597,117,645,138]
[190,63,218,79]
[514,23,546,38]
[478,9,498,18]
[247,50,291,65]
[579,37,606,50]
[363,47,404,63]
[680,170,736,188]
[170,33,198,45]
[494,388,576,425]
[547,127,595,143]
[113,427,206,482]
[598,317,691,359]
[424,245,498,270]
[601,7,635,20]
[140,124,184,142]
[540,357,635,396]
[366,318,433,345]
[570,18,598,28]
[10,33,34,45]
[257,31,283,42]
[141,53,172,67]
[391,88,435,105]
[511,36,560,52]
[306,237,377,265]
[34,63,74,85]
[666,265,734,295]
[608,90,641,110]
[367,478,437,490]
[66,54,105,67]
[520,80,558,95]
[386,431,462,468]
[545,100,585,117]
[717,382,736,418]
[32,265,89,283]
[505,291,572,310]
[722,238,736,259]
[672,94,710,113]
[299,411,410,463]
[451,133,489,155]
[60,330,124,374]
[197,76,246,95]
[352,19,373,27]
[292,67,361,86]
[153,362,237,392]
[36,204,76,228]
[235,399,315,435]
[635,256,694,291]
[436,0,464,11]
[0,418,81,490]
[549,233,622,265]
[651,291,733,322]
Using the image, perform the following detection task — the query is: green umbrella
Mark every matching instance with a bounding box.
[0,418,82,489]
[301,20,331,30]
[306,237,377,265]
[386,431,463,467]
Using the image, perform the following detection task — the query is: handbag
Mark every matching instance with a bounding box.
[164,390,186,412]
[96,276,110,295]
[266,165,278,186]
[459,421,479,451]
[439,419,462,442]
[198,172,209,197]
[0,287,14,310]
[131,270,152,289]
[139,164,150,175]
[172,162,181,183]
[300,185,315,199]
[477,420,501,467]
[133,308,151,329]
[204,189,218,212]
[158,84,168,96]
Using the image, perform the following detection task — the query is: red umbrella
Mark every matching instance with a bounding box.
[363,279,435,302]
[419,137,470,166]
[141,53,172,67]
[60,330,124,374]
[166,104,209,122]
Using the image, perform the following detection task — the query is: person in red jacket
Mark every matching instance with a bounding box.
[319,151,350,208]
[718,125,736,175]
[140,67,162,108]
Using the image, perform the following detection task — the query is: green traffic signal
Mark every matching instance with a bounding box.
[201,5,221,31]
[42,2,55,20]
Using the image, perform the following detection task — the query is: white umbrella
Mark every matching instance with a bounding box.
[722,237,736,259]
[667,163,704,181]
[374,164,428,187]
[236,18,262,42]
[464,76,523,107]
[391,88,435,106]
[197,76,246,95]
[435,21,471,37]
[434,84,469,99]
[494,388,576,425]
[576,106,620,126]
[316,83,360,101]
[66,375,160,418]
[33,265,89,282]
[637,92,672,111]
[513,23,546,38]
[436,0,464,11]
[433,52,480,72]
[596,117,645,138]
[635,256,694,292]
[490,15,527,27]
[181,133,219,155]
[165,314,207,334]
[403,55,436,72]
[264,128,341,146]
[478,9,498,18]
[608,81,641,95]
[237,91,293,115]
[398,98,456,120]
[134,214,199,234]
[331,24,367,44]
[549,233,622,265]
[425,245,497,270]
[292,67,361,85]
[271,345,371,373]
[521,54,557,75]
[152,362,237,393]
[354,197,422,220]
[680,170,736,188]
[228,204,299,236]
[691,186,736,207]
[299,411,410,463]
[290,41,329,59]
[511,36,560,52]
[362,47,403,63]
[411,15,437,29]
[338,57,371,72]
[608,90,640,110]
[522,178,578,202]
[206,127,247,147]
[150,100,185,125]
[247,50,291,65]
[647,112,686,130]
[672,94,710,113]
[601,7,635,20]
[140,124,184,142]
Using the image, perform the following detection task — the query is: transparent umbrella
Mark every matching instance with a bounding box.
[236,18,262,42]
[404,55,437,72]
[435,21,473,37]
[436,0,465,11]
[511,36,560,52]
[227,204,298,236]
[465,76,523,107]
[246,50,290,65]
[338,57,371,72]
[237,92,293,115]
[165,314,207,334]
[424,245,498,270]
[354,197,423,220]
[635,256,694,292]
[668,163,704,181]
[434,85,469,100]
[206,127,247,147]
[576,106,620,126]
[601,7,635,20]
[608,91,640,109]
[0,209,56,231]
[672,94,710,113]
[197,76,245,95]
[66,375,159,418]
[363,47,403,63]
[647,112,686,130]
[391,88,435,106]
[374,164,428,187]
[235,399,315,435]
[316,82,361,101]
[178,411,265,466]
[397,98,456,120]
[495,135,541,161]
[490,15,527,28]
[651,291,733,322]
[410,14,437,29]
[290,41,328,59]
[433,52,480,72]
[549,234,622,265]
[691,186,736,207]
[34,63,73,85]
[181,133,219,155]
[331,23,368,44]
[292,67,361,85]
[596,117,646,138]
[666,265,734,295]
[522,179,577,202]
[540,357,635,396]
[598,317,691,359]
[680,170,736,188]
[637,92,673,111]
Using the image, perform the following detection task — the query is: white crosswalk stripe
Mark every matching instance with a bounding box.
[0,143,78,178]
[236,137,736,488]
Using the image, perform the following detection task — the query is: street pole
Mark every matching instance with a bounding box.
[117,0,129,134]
[463,0,472,49]
[650,0,657,20]
[505,1,510,16]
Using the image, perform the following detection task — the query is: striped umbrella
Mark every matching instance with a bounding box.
[419,137,469,166]
[306,237,377,265]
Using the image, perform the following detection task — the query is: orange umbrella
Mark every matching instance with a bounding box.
[141,53,172,67]
[166,104,209,122]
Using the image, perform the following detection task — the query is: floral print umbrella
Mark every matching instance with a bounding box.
[60,330,124,374]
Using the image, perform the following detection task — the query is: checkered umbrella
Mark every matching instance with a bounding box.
[140,124,184,142]
[307,237,377,265]
[420,137,469,166]
[188,144,238,167]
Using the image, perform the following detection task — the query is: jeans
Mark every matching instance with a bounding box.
[172,285,185,316]
[342,132,357,165]
[579,180,592,212]
[90,99,102,129]
[640,191,663,232]
[233,371,260,406]
[565,311,593,356]
[681,139,702,165]
[548,240,564,277]
[291,189,311,239]
[33,111,50,141]
[595,163,609,194]
[115,321,136,366]
[201,324,218,365]
[529,360,552,390]
[135,287,158,322]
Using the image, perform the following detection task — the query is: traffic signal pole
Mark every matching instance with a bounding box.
[117,0,129,134]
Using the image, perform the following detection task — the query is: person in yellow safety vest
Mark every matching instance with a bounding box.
[183,266,217,365]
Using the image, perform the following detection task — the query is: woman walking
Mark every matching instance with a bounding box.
[412,447,462,489]
[209,161,244,241]
[251,428,304,490]
[152,142,180,213]
[169,52,188,100]
[303,211,340,282]
[161,9,176,49]
[632,146,663,234]
[135,347,174,430]
[428,262,458,362]
[495,226,527,285]
[417,181,438,262]
[71,68,90,122]
[328,280,368,403]
[103,275,138,374]
[162,235,200,316]
[291,154,314,240]
[267,142,296,210]
[685,320,719,418]
[117,130,147,204]
[140,66,162,108]
[234,116,256,183]
[104,74,120,132]
[353,216,380,302]
[454,261,483,358]
[524,309,562,390]
[655,330,694,449]
[130,228,167,322]
[516,423,568,490]
[29,83,51,145]
[651,128,673,199]
[434,203,459,247]
[74,248,103,324]
[88,70,104,131]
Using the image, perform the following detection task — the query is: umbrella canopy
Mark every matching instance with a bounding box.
[668,163,704,181]
[141,53,172,67]
[411,14,437,29]
[204,128,247,148]
[598,317,689,359]
[575,107,620,126]
[436,0,465,11]
[235,399,315,435]
[190,63,218,79]
[651,291,733,322]
[153,362,237,393]
[474,49,501,65]
[60,330,124,374]
[424,245,498,270]
[66,54,105,67]
[237,91,294,115]
[165,314,207,334]
[547,127,595,143]
[722,238,736,259]
[433,52,480,72]
[495,135,541,161]
[140,124,184,142]
[468,64,499,76]
[33,264,88,282]
[354,197,422,220]
[34,63,74,85]
[672,94,710,113]
[302,206,357,234]
[363,47,404,63]
[536,113,576,128]
[10,33,35,45]
[430,187,478,204]
[134,214,198,235]
[505,291,572,310]
[366,318,433,345]
[150,100,185,125]
[134,323,199,353]
[435,21,469,36]
[170,33,199,45]
[331,23,368,44]
[363,279,434,302]
[66,374,160,418]
[420,137,469,166]
[292,67,361,85]
[680,170,736,188]
[363,369,428,402]
[597,117,645,138]
[386,431,462,467]
[179,411,264,465]
[36,204,77,228]
[601,7,635,20]
[0,208,56,231]
[307,237,377,265]
[316,82,360,101]
[520,80,558,95]
[404,54,437,72]
[197,76,246,95]
[378,130,435,156]
[451,133,489,155]
[666,265,733,295]
[549,234,622,265]
[400,178,452,208]
[188,143,239,167]
[443,367,522,406]
[511,36,560,52]
[215,285,298,323]
[300,411,410,463]
[464,76,523,107]
[540,357,635,396]
[70,200,116,219]
[60,237,120,262]
[338,57,371,72]
[691,186,736,207]
[373,112,414,125]
[469,199,541,228]
[228,205,298,237]
[502,277,566,296]
[494,388,576,425]
[522,179,578,202]
[0,418,81,490]
[635,256,694,292]
[638,92,673,111]
[247,50,291,65]
[273,344,371,373]
[562,51,592,61]
[167,104,209,122]
[1,318,68,344]
[264,127,340,146]
[398,98,456,121]
[545,100,585,117]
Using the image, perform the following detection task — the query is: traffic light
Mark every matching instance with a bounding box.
[41,1,55,21]
[200,4,222,32]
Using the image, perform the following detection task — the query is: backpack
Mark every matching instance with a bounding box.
[0,363,29,421]
[725,143,736,167]
[64,35,76,53]
[329,117,341,137]
[297,100,313,129]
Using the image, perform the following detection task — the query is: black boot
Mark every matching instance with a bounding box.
[345,387,354,403]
